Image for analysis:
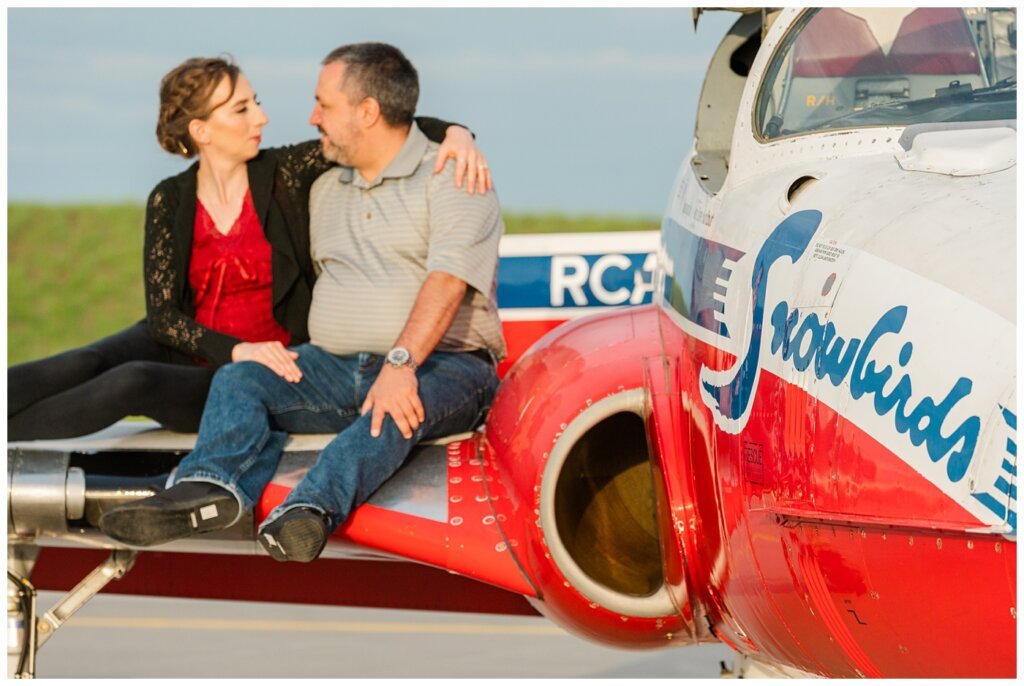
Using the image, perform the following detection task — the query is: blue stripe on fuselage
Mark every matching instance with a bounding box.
[661,218,746,338]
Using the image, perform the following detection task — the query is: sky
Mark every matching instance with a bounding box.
[6,7,736,215]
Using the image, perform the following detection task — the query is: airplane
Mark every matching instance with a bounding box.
[6,6,1017,678]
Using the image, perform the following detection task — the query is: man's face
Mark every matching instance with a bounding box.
[309,61,362,165]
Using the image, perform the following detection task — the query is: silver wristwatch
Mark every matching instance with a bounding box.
[385,346,417,370]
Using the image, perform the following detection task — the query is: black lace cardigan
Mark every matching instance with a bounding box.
[143,117,455,367]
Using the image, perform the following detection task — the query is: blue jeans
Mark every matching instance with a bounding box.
[172,344,498,532]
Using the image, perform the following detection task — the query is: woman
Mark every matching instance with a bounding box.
[8,56,491,441]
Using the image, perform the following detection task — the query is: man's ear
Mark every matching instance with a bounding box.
[188,119,209,147]
[360,97,382,128]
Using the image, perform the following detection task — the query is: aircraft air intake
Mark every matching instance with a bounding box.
[478,306,707,647]
[553,411,661,598]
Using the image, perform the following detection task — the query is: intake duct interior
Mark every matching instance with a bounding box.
[540,389,676,618]
[554,411,662,597]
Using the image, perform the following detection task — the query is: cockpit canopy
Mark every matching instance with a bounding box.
[756,8,1017,140]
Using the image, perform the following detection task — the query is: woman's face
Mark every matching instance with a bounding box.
[195,73,268,162]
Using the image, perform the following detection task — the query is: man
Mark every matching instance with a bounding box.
[100,43,506,563]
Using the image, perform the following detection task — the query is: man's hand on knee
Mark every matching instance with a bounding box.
[360,366,425,439]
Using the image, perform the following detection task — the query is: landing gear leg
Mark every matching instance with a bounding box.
[8,543,39,679]
[7,545,137,679]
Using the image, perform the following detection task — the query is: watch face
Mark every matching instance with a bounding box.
[388,348,410,366]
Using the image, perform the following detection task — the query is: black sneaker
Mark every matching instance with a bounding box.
[99,482,240,547]
[258,507,330,563]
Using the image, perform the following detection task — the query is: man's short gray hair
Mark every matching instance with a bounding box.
[322,42,419,127]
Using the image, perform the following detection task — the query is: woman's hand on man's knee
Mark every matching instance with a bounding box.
[231,341,303,383]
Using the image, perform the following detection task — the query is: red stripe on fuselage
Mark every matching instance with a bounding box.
[663,310,1015,677]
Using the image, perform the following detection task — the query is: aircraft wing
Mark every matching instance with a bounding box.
[10,421,539,612]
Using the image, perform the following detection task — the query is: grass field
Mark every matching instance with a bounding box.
[7,204,658,365]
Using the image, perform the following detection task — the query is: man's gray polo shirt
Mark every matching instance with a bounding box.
[307,122,506,360]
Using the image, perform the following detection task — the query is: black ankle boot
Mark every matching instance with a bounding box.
[99,481,240,547]
[258,507,330,563]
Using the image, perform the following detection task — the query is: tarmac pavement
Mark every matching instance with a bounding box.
[32,591,735,678]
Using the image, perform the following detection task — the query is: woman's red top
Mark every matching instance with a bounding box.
[188,190,291,355]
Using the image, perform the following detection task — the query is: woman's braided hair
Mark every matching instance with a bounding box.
[157,57,240,158]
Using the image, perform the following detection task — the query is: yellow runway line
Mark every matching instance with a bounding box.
[65,616,566,636]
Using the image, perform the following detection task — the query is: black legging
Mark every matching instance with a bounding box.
[8,322,216,440]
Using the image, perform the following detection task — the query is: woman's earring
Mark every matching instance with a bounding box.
[179,141,189,155]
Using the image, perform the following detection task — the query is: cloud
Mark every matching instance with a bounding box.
[420,48,706,80]
[235,57,317,83]
[11,93,153,123]
[9,48,171,83]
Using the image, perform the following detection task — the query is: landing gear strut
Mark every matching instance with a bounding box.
[7,544,137,679]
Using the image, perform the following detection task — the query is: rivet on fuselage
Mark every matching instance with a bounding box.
[908,536,914,546]
[665,632,674,640]
[936,538,942,549]
[870,591,880,600]
[967,540,974,550]
[1011,608,1016,620]
[995,542,1002,553]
